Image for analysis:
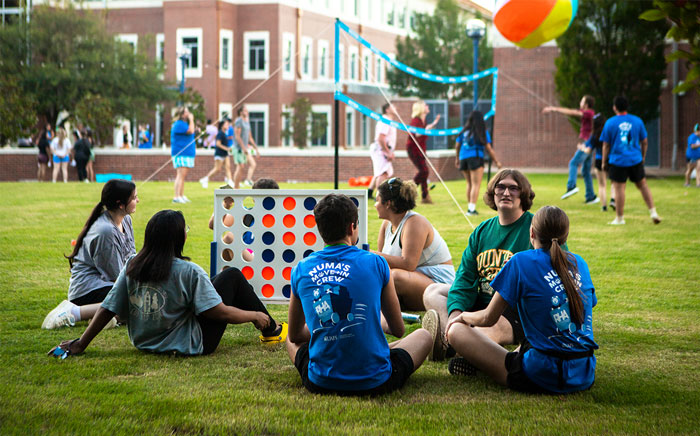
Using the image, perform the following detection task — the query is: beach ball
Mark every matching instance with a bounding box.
[494,0,578,49]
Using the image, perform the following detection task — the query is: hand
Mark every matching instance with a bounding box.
[602,162,608,172]
[495,160,503,169]
[542,106,553,113]
[434,114,441,122]
[252,312,271,331]
[444,315,466,342]
[455,157,460,168]
[48,338,84,357]
[386,150,394,161]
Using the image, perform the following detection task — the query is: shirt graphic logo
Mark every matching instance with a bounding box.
[618,122,632,147]
[129,285,166,320]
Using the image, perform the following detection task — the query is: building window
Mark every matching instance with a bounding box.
[219,103,233,121]
[176,28,203,79]
[246,104,269,147]
[361,114,370,146]
[310,106,330,147]
[220,29,233,79]
[345,108,355,147]
[349,46,358,81]
[281,105,293,147]
[317,40,329,79]
[362,51,371,82]
[386,0,395,26]
[244,31,269,80]
[301,37,313,79]
[118,33,138,53]
[282,33,295,81]
[375,57,383,83]
[156,33,164,80]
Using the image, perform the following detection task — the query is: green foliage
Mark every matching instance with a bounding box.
[641,0,700,95]
[554,0,669,124]
[73,93,116,146]
[0,176,699,434]
[387,0,492,101]
[0,4,176,131]
[0,75,37,146]
[281,97,327,148]
[180,87,207,128]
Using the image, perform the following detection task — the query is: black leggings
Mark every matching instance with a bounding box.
[197,267,277,355]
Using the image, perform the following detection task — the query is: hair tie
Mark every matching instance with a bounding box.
[551,237,559,244]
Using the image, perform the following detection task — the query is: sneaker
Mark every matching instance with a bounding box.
[609,199,616,211]
[421,195,434,204]
[199,177,209,188]
[102,317,119,330]
[561,187,579,199]
[42,300,76,329]
[585,197,600,205]
[448,357,478,376]
[172,197,186,204]
[609,217,626,225]
[651,215,662,225]
[244,179,254,187]
[225,178,233,186]
[601,205,607,212]
[466,209,478,216]
[684,183,690,187]
[181,196,191,203]
[260,322,288,344]
[422,309,445,361]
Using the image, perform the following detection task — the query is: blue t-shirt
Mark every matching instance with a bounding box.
[687,133,700,161]
[291,245,392,391]
[491,249,598,393]
[457,130,492,160]
[600,114,647,167]
[170,120,195,158]
[227,125,236,150]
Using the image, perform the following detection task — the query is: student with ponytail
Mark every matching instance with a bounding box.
[42,179,138,329]
[445,206,598,394]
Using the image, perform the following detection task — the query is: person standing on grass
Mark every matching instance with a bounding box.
[446,206,598,394]
[684,123,700,188]
[199,119,233,189]
[36,124,51,182]
[543,95,598,204]
[368,103,398,200]
[85,129,96,183]
[286,194,435,396]
[422,169,534,362]
[601,96,661,225]
[171,106,196,204]
[406,100,441,204]
[234,106,260,188]
[455,110,502,216]
[73,130,91,183]
[50,127,72,183]
[583,114,614,211]
[43,179,138,330]
[49,210,287,358]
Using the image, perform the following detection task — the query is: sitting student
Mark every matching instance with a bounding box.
[373,178,454,310]
[446,206,598,394]
[49,210,286,357]
[286,194,435,396]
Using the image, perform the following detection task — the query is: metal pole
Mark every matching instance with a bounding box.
[472,35,479,112]
[179,56,186,95]
[334,19,340,189]
[334,98,340,189]
[671,41,678,171]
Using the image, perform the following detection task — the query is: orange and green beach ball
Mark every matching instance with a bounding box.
[494,0,578,49]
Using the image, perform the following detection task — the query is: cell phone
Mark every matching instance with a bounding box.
[50,346,70,360]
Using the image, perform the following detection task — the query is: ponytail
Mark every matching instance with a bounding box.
[65,201,105,268]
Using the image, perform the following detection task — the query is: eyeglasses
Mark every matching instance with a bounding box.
[494,184,521,195]
[387,177,400,193]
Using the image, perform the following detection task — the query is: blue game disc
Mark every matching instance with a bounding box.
[303,249,314,258]
[282,285,291,298]
[283,249,296,263]
[262,197,275,210]
[262,232,275,245]
[304,197,316,211]
[262,249,275,262]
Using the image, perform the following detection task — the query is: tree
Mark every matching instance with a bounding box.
[281,98,327,148]
[553,0,669,124]
[387,0,492,101]
[0,75,37,147]
[641,0,700,96]
[0,3,176,134]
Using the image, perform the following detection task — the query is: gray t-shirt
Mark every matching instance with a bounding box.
[234,117,251,151]
[68,212,136,301]
[101,258,222,355]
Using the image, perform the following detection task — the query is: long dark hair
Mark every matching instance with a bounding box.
[126,210,189,283]
[457,110,487,146]
[590,113,606,151]
[531,206,584,325]
[66,179,136,268]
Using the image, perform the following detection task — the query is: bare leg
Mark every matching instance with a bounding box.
[286,335,303,363]
[225,157,233,183]
[612,181,626,220]
[233,163,243,188]
[423,283,450,338]
[469,167,484,205]
[61,161,69,182]
[461,169,471,202]
[685,162,693,186]
[388,328,432,371]
[447,323,509,386]
[476,315,515,346]
[595,168,607,206]
[375,172,389,191]
[634,178,655,209]
[695,161,700,187]
[246,154,257,181]
[79,303,101,321]
[52,161,59,182]
[390,268,434,311]
[204,159,223,180]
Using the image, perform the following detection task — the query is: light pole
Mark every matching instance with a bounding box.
[178,49,191,98]
[466,18,486,112]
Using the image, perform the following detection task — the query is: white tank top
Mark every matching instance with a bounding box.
[381,211,451,266]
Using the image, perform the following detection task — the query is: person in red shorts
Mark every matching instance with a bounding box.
[405,100,441,204]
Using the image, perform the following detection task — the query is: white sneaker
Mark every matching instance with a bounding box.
[585,197,600,205]
[172,197,186,204]
[42,300,76,329]
[182,196,191,203]
[609,217,626,225]
[561,187,579,199]
[199,177,209,189]
[244,179,253,187]
[651,214,662,224]
[103,317,119,330]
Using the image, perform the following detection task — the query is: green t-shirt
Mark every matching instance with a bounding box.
[447,211,533,314]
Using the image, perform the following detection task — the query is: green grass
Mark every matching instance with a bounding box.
[1,175,699,435]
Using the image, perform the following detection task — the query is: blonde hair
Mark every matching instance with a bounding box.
[411,100,426,119]
[174,106,189,121]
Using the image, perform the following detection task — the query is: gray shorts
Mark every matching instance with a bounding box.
[416,263,455,285]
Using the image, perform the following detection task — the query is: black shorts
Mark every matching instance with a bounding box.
[459,157,484,171]
[594,158,602,171]
[69,285,112,306]
[608,162,645,183]
[470,300,525,345]
[294,343,414,396]
[505,340,550,394]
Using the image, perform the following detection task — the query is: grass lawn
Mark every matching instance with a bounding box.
[1,174,698,435]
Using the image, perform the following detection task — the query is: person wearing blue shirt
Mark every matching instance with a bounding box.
[286,194,435,395]
[455,110,502,216]
[445,206,598,394]
[170,107,195,204]
[600,96,660,225]
[684,123,700,188]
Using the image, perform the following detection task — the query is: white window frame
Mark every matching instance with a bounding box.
[361,113,370,146]
[219,103,233,121]
[349,46,358,81]
[246,103,269,147]
[301,36,313,79]
[375,56,384,84]
[281,104,293,147]
[282,32,295,81]
[176,28,203,80]
[362,49,371,82]
[244,31,269,80]
[219,29,233,79]
[337,43,345,81]
[156,33,165,80]
[317,39,329,80]
[310,104,331,147]
[345,106,355,147]
[117,33,138,53]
